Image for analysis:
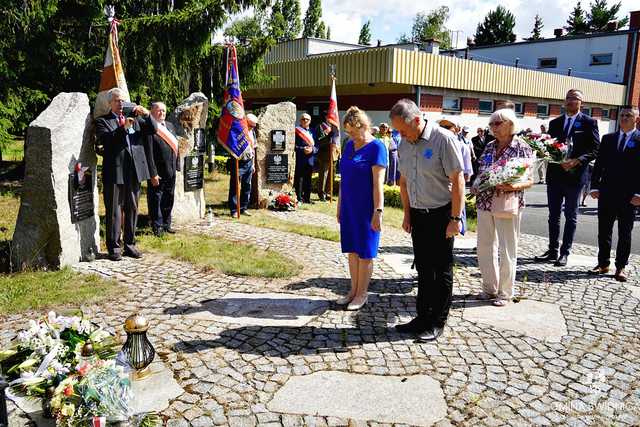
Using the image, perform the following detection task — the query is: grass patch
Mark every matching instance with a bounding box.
[137,232,302,278]
[0,267,119,314]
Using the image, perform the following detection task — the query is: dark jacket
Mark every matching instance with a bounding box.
[145,122,181,180]
[295,127,317,168]
[547,112,600,184]
[591,130,640,203]
[96,113,155,184]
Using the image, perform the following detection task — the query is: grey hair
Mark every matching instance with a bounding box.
[107,87,124,102]
[151,101,166,110]
[620,106,640,115]
[389,98,422,123]
[490,108,519,135]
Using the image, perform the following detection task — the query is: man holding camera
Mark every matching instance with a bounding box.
[95,88,154,261]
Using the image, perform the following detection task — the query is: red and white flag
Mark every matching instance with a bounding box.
[327,78,341,159]
[94,15,130,118]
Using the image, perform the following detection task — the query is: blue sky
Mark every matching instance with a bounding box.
[311,0,639,48]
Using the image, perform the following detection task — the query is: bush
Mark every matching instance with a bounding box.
[383,185,478,220]
[214,155,230,174]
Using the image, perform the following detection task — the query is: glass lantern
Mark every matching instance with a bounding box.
[122,314,155,380]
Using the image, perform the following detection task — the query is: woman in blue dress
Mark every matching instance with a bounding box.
[336,106,388,310]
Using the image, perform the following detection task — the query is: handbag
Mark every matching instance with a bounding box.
[491,190,519,218]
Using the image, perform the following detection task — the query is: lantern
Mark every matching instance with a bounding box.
[122,314,155,380]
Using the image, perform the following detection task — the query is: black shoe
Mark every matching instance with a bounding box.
[415,325,445,343]
[318,196,326,201]
[554,254,568,267]
[124,247,143,259]
[164,227,176,234]
[108,252,122,262]
[534,250,558,262]
[395,318,428,334]
[153,228,164,237]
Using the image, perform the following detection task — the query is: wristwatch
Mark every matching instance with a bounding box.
[449,216,462,222]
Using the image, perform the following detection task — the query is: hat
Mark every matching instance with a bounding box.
[246,113,258,126]
[462,126,470,133]
[301,113,311,120]
[379,122,389,128]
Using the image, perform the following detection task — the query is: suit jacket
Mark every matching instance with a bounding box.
[96,113,154,184]
[295,127,317,168]
[590,130,640,203]
[547,112,599,184]
[145,121,180,180]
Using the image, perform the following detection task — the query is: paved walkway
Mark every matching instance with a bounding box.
[4,209,640,426]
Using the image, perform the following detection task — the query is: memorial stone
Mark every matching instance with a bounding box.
[253,102,297,208]
[12,92,100,270]
[166,92,208,224]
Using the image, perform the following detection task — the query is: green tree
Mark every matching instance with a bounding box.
[358,20,372,45]
[565,1,590,34]
[268,0,287,42]
[0,0,273,147]
[526,14,544,40]
[397,7,452,49]
[225,15,264,45]
[473,6,516,46]
[587,0,628,32]
[302,0,323,37]
[316,21,327,39]
[282,0,302,39]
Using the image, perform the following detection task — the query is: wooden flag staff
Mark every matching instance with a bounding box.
[235,158,241,219]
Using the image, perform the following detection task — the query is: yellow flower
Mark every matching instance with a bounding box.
[60,403,75,417]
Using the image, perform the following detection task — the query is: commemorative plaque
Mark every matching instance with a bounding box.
[266,153,289,184]
[270,129,286,152]
[69,170,94,224]
[184,154,204,191]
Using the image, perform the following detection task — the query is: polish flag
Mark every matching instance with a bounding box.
[94,12,130,118]
[326,78,341,160]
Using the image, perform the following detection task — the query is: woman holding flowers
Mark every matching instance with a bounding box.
[472,109,535,306]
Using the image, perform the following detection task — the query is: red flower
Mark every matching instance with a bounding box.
[276,194,291,205]
[64,385,74,397]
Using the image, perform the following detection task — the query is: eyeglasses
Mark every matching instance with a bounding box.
[301,118,310,121]
[488,121,504,127]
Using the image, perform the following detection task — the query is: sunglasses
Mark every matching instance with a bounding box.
[488,121,504,127]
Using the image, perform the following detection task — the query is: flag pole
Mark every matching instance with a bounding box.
[328,65,337,204]
[235,158,241,219]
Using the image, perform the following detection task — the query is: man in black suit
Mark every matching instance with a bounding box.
[589,107,640,281]
[145,102,180,236]
[535,89,599,266]
[95,88,153,261]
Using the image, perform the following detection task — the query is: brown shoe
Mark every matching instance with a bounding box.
[614,269,627,282]
[589,265,609,275]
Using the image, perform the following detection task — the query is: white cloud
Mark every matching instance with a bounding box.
[301,0,639,47]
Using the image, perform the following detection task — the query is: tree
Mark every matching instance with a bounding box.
[0,0,274,146]
[282,0,302,40]
[588,0,628,32]
[326,26,331,40]
[526,14,544,40]
[358,20,372,45]
[565,1,589,34]
[316,21,327,38]
[396,7,452,49]
[473,6,516,46]
[268,1,287,42]
[302,0,323,37]
[225,16,264,45]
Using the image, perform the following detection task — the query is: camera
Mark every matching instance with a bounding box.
[122,101,136,117]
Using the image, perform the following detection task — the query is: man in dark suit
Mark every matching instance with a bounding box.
[145,102,180,236]
[95,88,154,261]
[535,89,600,266]
[294,113,317,204]
[589,107,640,281]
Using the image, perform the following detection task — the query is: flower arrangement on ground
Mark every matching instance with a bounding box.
[268,191,297,211]
[472,157,533,193]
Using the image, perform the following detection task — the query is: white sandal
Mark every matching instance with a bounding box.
[336,294,355,305]
[493,299,507,307]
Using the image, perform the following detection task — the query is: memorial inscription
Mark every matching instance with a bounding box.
[184,154,204,191]
[270,129,286,152]
[69,171,94,224]
[266,153,289,184]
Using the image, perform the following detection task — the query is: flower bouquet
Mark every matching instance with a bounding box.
[545,138,572,164]
[522,134,550,158]
[268,191,297,211]
[472,157,533,193]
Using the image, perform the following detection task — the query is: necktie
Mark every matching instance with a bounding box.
[118,114,125,127]
[618,132,627,153]
[563,117,573,138]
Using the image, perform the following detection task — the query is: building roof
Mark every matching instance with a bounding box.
[249,46,626,106]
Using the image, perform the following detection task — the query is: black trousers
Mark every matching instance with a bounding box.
[147,175,176,232]
[316,155,333,199]
[294,163,313,203]
[597,197,636,269]
[410,205,454,328]
[229,158,253,214]
[104,180,140,255]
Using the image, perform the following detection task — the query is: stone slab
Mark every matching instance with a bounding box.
[7,361,182,425]
[626,285,640,300]
[381,253,415,276]
[184,292,329,327]
[267,372,447,426]
[567,254,598,268]
[462,299,568,343]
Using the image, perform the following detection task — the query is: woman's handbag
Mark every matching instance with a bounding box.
[491,190,519,218]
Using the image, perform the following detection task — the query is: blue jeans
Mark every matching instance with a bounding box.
[229,158,253,214]
[547,180,583,256]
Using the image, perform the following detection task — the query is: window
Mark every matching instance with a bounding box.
[514,103,524,115]
[590,53,612,66]
[581,107,591,116]
[443,97,461,112]
[537,104,549,117]
[538,57,557,68]
[479,100,494,114]
[602,109,610,120]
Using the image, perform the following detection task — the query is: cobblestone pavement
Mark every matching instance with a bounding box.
[4,209,640,427]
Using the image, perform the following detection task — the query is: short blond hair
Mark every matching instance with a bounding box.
[343,106,371,130]
[490,108,519,135]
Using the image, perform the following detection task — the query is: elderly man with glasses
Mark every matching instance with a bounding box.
[294,113,317,204]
